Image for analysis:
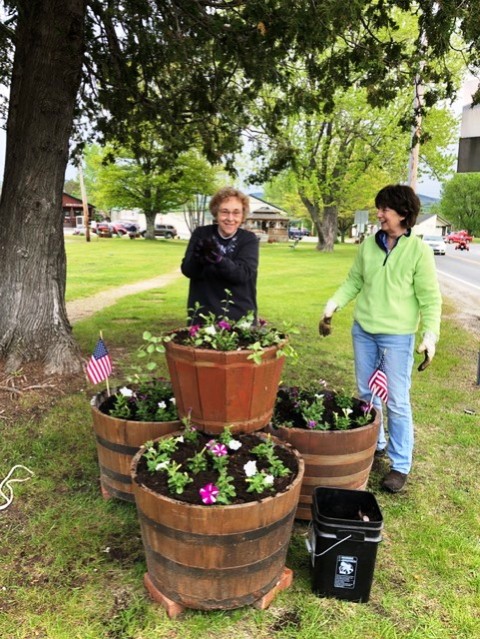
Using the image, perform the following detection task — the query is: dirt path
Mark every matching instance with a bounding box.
[66,269,182,323]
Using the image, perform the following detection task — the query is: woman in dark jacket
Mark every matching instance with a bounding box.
[181,187,259,323]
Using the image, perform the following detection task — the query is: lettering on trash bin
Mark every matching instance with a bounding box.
[334,555,357,589]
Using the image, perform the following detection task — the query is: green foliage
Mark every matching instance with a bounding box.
[251,79,458,250]
[83,143,220,234]
[439,172,480,234]
[108,380,178,422]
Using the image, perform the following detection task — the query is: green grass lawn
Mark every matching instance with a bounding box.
[1,240,479,639]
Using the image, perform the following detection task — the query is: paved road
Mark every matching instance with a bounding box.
[433,242,480,339]
[435,242,480,295]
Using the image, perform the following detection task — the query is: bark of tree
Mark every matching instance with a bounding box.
[0,0,86,373]
[299,193,338,252]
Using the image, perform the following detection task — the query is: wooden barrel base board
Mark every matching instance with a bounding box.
[143,567,294,618]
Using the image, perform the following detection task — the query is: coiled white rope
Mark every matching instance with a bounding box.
[0,465,34,511]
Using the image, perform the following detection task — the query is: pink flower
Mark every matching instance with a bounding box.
[307,420,317,429]
[259,318,267,327]
[199,483,219,505]
[188,324,200,337]
[210,443,228,457]
[206,439,217,449]
[217,320,231,330]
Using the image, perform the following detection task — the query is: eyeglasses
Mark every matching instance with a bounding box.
[218,208,243,218]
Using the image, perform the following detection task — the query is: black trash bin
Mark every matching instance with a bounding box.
[309,487,383,603]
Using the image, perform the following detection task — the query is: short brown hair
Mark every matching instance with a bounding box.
[209,187,250,223]
[375,184,421,229]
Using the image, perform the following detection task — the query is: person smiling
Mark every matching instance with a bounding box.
[181,186,259,323]
[319,184,442,493]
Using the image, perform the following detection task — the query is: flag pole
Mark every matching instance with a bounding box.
[99,330,110,396]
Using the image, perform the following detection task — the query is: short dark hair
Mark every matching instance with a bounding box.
[375,184,421,229]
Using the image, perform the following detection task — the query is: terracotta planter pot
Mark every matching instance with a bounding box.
[164,340,286,435]
[131,433,304,614]
[267,411,380,520]
[91,390,181,502]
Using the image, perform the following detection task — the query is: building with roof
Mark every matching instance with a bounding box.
[413,213,452,237]
[244,195,290,242]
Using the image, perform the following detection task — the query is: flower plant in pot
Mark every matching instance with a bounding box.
[91,337,182,502]
[131,422,304,616]
[157,294,298,435]
[267,382,380,520]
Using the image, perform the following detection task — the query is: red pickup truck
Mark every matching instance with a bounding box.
[445,230,473,244]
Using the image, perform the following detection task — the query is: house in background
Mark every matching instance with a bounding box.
[413,213,452,237]
[244,195,290,242]
[62,192,96,228]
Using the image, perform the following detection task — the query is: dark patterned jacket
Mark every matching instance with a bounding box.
[181,224,259,323]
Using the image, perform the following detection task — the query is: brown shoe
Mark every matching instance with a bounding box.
[382,470,407,493]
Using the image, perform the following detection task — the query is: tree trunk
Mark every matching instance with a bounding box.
[143,211,157,240]
[299,193,338,252]
[319,204,338,252]
[0,0,86,374]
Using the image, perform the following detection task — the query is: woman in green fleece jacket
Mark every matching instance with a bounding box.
[319,184,442,493]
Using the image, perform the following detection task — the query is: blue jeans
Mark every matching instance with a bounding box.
[352,321,415,474]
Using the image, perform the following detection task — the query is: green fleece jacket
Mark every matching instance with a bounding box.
[331,231,442,337]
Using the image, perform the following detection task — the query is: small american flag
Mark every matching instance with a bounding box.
[368,350,388,404]
[86,338,112,384]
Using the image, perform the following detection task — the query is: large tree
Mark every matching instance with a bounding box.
[250,81,457,250]
[439,173,480,235]
[84,144,219,238]
[0,1,479,373]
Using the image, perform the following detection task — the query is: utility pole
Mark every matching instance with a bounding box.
[78,162,91,242]
[407,73,424,192]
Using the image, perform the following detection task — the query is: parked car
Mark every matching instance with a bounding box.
[94,221,141,238]
[422,234,446,255]
[288,227,310,240]
[445,230,473,244]
[141,224,178,239]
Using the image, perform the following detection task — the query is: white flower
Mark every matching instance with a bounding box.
[243,460,257,477]
[228,439,242,451]
[175,436,184,443]
[236,319,253,330]
[204,325,217,336]
[119,386,133,397]
[264,474,274,486]
[158,401,167,409]
[169,397,176,405]
[342,408,353,417]
[155,461,169,471]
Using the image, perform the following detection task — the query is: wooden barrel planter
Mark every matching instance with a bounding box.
[164,340,286,435]
[267,411,380,521]
[131,435,304,614]
[91,390,181,502]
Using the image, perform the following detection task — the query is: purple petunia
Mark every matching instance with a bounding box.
[188,324,200,337]
[210,443,228,457]
[307,420,317,429]
[217,320,231,331]
[199,483,219,505]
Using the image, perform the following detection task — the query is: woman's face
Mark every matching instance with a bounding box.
[216,197,244,237]
[376,206,405,237]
